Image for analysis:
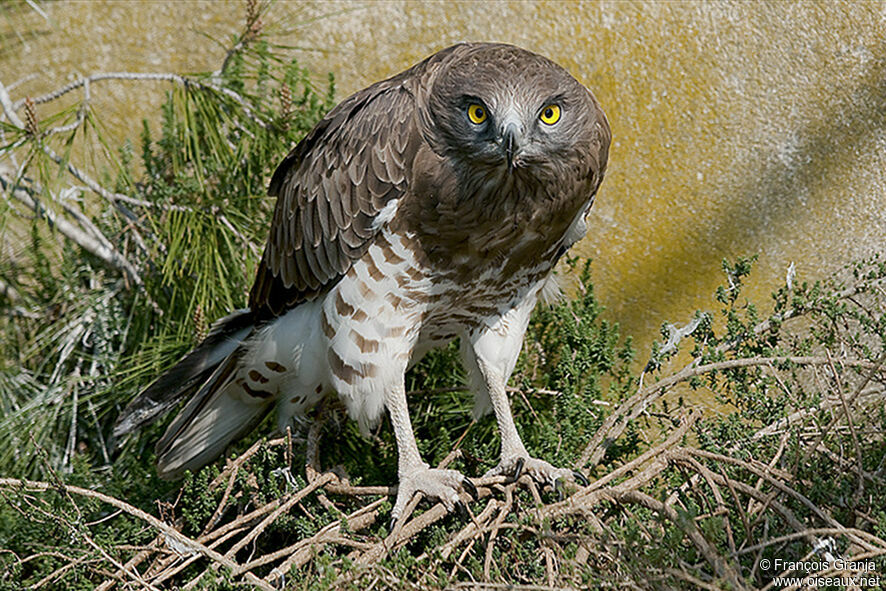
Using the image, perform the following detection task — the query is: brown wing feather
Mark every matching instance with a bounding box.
[249,73,424,318]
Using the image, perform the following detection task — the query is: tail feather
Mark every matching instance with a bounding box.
[155,350,273,480]
[113,309,254,442]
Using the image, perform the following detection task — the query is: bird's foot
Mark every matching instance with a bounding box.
[484,455,589,491]
[390,464,478,529]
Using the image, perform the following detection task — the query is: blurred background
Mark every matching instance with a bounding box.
[3,0,885,360]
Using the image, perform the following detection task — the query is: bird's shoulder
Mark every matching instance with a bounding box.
[248,48,466,318]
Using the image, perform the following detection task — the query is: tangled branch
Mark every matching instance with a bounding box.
[3,335,884,590]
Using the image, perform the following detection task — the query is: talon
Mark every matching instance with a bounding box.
[572,470,590,487]
[391,466,469,525]
[509,457,525,483]
[388,516,398,533]
[455,500,469,521]
[463,478,479,501]
[555,478,565,501]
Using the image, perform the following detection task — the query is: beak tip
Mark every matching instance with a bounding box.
[504,126,518,171]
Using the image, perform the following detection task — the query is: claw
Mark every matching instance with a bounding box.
[508,457,525,483]
[555,478,565,501]
[463,477,479,501]
[455,500,469,522]
[388,516,398,533]
[572,470,590,487]
[389,466,469,531]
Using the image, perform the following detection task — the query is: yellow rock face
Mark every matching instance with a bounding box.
[2,0,885,358]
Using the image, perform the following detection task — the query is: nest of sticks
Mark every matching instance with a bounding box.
[4,347,885,590]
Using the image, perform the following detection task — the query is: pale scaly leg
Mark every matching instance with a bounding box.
[385,380,477,528]
[464,290,589,489]
[472,355,586,487]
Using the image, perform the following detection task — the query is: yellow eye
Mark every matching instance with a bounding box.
[540,104,561,125]
[467,104,487,124]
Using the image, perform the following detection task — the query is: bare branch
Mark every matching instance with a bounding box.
[578,354,884,469]
[0,277,21,304]
[10,72,267,128]
[615,488,748,590]
[0,168,145,288]
[0,478,275,591]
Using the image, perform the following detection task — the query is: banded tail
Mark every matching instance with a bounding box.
[113,309,272,479]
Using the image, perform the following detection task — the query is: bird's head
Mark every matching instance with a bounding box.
[425,43,609,184]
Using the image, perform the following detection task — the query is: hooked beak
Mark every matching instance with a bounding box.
[501,121,521,171]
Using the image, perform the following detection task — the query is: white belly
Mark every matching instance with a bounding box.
[243,227,549,436]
